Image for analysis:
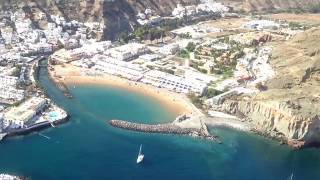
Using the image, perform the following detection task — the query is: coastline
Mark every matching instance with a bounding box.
[49,64,200,117]
[48,63,253,136]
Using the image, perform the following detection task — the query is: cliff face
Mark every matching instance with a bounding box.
[220,100,320,147]
[219,28,320,148]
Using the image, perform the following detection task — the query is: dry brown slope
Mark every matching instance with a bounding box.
[215,0,320,12]
[219,28,320,148]
[242,0,320,11]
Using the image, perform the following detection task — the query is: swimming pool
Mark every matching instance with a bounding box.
[48,111,60,121]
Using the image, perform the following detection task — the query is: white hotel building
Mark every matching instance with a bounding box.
[93,55,145,81]
[141,70,207,95]
[3,97,47,129]
[104,43,149,61]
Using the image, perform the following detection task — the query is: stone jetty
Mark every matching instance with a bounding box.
[108,119,220,142]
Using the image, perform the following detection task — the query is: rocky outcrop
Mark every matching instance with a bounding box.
[219,99,320,148]
[214,28,320,149]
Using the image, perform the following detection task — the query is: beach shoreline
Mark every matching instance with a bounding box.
[48,64,200,117]
[48,63,253,134]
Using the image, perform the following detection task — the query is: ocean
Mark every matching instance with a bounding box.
[0,66,319,180]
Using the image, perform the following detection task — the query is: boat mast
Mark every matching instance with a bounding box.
[139,144,142,155]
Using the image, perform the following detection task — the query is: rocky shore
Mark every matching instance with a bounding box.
[213,99,320,149]
[108,119,220,142]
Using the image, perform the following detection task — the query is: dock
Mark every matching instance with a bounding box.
[108,119,219,142]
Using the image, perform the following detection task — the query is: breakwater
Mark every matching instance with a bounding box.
[108,119,219,142]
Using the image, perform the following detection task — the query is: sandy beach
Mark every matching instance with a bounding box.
[48,63,252,132]
[49,64,201,117]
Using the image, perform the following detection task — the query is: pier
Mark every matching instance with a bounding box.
[108,119,219,142]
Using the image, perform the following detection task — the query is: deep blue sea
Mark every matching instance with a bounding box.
[0,67,320,180]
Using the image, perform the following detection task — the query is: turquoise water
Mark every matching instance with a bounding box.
[48,112,58,118]
[0,68,320,179]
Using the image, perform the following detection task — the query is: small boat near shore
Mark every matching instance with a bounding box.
[136,144,144,164]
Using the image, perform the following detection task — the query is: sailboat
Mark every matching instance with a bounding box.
[287,172,294,180]
[136,144,144,164]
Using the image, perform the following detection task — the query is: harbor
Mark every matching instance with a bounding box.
[0,0,320,179]
[0,83,320,180]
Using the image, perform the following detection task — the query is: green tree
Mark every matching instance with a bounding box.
[205,89,223,98]
[186,42,196,52]
[177,49,190,59]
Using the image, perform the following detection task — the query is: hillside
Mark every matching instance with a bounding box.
[3,0,320,39]
[215,0,320,12]
[0,0,199,39]
[244,0,320,12]
[242,0,320,12]
[220,28,320,148]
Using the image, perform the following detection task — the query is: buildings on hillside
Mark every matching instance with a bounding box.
[234,47,274,85]
[172,1,229,19]
[0,75,25,104]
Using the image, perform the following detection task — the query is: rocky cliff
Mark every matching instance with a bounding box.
[219,28,320,148]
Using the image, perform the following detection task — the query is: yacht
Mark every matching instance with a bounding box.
[136,144,144,164]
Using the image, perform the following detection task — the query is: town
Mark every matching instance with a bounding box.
[0,0,307,140]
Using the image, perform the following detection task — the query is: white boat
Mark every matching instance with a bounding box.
[136,144,144,164]
[287,172,294,180]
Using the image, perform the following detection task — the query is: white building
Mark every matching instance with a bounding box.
[172,1,229,19]
[0,75,18,86]
[0,87,24,102]
[3,97,47,129]
[158,44,180,55]
[93,55,145,80]
[105,43,149,61]
[0,76,24,103]
[141,70,207,94]
[242,20,280,30]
